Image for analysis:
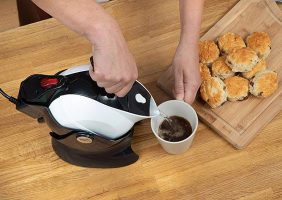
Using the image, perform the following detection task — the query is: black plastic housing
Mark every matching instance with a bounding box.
[15,70,153,167]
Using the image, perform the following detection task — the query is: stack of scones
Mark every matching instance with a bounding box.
[199,32,278,108]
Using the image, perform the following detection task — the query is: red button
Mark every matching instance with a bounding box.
[40,77,59,88]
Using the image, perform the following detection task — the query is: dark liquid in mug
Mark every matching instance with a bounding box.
[158,116,192,142]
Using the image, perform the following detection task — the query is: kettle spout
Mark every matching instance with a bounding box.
[122,96,160,126]
[114,80,161,127]
[149,97,160,117]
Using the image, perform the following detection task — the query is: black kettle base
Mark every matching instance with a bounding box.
[51,138,139,168]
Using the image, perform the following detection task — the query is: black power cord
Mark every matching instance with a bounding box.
[0,88,18,104]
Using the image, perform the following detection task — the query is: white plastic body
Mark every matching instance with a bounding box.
[49,64,160,139]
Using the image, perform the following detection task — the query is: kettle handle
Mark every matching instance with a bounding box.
[90,56,95,72]
[89,56,151,116]
[89,56,115,98]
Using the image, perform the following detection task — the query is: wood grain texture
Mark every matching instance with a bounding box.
[158,0,282,149]
[0,0,19,32]
[0,0,282,200]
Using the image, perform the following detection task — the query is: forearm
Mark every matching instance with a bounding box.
[31,0,115,44]
[179,0,204,45]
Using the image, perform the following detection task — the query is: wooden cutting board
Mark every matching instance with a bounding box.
[157,0,282,149]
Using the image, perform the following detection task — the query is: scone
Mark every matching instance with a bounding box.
[242,59,267,79]
[246,32,271,59]
[211,56,235,79]
[224,76,249,101]
[249,70,278,97]
[200,77,227,108]
[217,32,246,54]
[199,40,220,64]
[199,63,211,81]
[226,47,259,72]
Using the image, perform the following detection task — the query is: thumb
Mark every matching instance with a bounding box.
[173,70,184,100]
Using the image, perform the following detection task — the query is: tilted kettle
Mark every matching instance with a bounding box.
[15,57,160,167]
[49,65,160,139]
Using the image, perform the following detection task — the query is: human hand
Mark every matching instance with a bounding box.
[88,15,138,97]
[171,41,201,104]
[30,0,138,97]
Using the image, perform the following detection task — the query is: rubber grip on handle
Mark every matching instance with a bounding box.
[90,56,95,71]
[89,56,115,98]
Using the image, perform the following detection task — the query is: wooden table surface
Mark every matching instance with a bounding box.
[0,0,282,199]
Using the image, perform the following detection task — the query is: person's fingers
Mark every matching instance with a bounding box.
[173,68,184,100]
[88,65,104,82]
[89,68,114,88]
[90,65,124,89]
[184,84,196,104]
[184,80,200,104]
[115,82,133,97]
[97,81,116,88]
[89,65,96,79]
[89,63,113,82]
[105,82,124,94]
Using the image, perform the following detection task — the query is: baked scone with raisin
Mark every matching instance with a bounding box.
[199,63,211,81]
[224,76,249,101]
[217,32,246,54]
[199,40,220,65]
[200,77,227,108]
[249,70,278,97]
[226,47,259,72]
[242,59,267,79]
[211,56,235,79]
[246,32,271,59]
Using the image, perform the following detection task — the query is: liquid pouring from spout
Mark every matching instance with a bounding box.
[149,99,176,131]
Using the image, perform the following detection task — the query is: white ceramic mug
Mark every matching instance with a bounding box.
[151,100,198,154]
